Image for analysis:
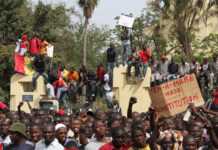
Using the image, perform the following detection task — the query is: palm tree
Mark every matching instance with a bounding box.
[78,0,98,66]
[152,0,218,58]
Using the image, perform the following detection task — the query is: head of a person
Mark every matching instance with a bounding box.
[81,124,93,139]
[183,135,198,150]
[181,58,185,65]
[212,116,218,133]
[95,110,107,121]
[0,111,6,122]
[55,123,67,145]
[21,34,28,42]
[43,124,55,145]
[31,117,42,125]
[111,127,125,148]
[131,127,147,148]
[143,119,150,133]
[111,120,121,129]
[132,47,136,53]
[110,43,115,49]
[63,116,71,128]
[203,58,208,64]
[0,118,12,137]
[132,112,140,119]
[142,45,147,51]
[161,56,167,62]
[123,126,132,146]
[160,134,176,150]
[70,118,81,135]
[9,122,27,144]
[188,125,203,146]
[30,124,42,143]
[94,120,107,139]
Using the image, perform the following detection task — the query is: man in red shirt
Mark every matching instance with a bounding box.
[211,87,218,111]
[138,46,152,77]
[100,127,128,150]
[96,64,106,83]
[29,34,41,56]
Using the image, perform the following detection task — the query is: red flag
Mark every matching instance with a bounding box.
[0,101,8,110]
[14,53,25,74]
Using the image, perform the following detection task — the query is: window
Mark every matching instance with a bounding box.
[21,82,34,92]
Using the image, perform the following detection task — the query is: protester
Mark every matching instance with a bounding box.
[35,124,64,150]
[29,34,41,56]
[5,122,34,150]
[106,43,116,78]
[127,48,140,79]
[121,27,132,64]
[138,46,152,77]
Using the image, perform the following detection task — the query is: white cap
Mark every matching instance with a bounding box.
[55,123,66,131]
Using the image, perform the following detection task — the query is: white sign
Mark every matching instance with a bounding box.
[118,15,135,28]
[47,44,54,58]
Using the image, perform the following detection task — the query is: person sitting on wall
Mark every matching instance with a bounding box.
[127,48,140,80]
[32,55,48,89]
[138,46,152,78]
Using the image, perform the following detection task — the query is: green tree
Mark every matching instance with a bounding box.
[78,0,99,66]
[156,0,218,58]
[0,0,32,43]
[33,1,70,41]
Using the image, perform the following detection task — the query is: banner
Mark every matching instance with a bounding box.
[149,74,204,117]
[14,54,25,74]
[47,44,54,58]
[118,15,135,28]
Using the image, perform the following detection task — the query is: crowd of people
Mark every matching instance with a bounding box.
[150,56,218,101]
[0,96,218,150]
[2,29,217,150]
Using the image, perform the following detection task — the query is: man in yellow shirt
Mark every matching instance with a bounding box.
[128,128,151,150]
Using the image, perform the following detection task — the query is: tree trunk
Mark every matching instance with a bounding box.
[82,18,89,101]
[181,39,193,60]
[83,18,89,66]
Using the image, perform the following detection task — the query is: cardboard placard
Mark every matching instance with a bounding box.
[149,74,204,117]
[118,15,135,28]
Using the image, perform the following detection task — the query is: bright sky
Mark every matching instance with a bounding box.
[32,0,147,28]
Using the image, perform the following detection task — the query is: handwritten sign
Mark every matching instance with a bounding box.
[149,74,204,117]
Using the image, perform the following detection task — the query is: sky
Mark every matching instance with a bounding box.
[32,0,147,28]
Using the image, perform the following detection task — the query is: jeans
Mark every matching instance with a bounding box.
[122,42,131,64]
[56,87,68,101]
[46,83,55,98]
[32,72,48,89]
[140,63,148,77]
[107,62,114,74]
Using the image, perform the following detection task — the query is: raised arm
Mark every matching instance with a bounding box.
[127,97,137,118]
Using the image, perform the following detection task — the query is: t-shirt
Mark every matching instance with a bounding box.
[29,38,41,55]
[97,67,105,81]
[68,71,79,81]
[5,141,34,150]
[107,48,116,63]
[139,50,150,64]
[213,97,218,105]
[128,145,151,150]
[35,138,64,150]
[85,141,106,150]
[100,142,128,150]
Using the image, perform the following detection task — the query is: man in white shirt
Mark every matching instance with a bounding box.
[179,59,190,76]
[35,124,64,150]
[0,118,12,146]
[85,120,110,150]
